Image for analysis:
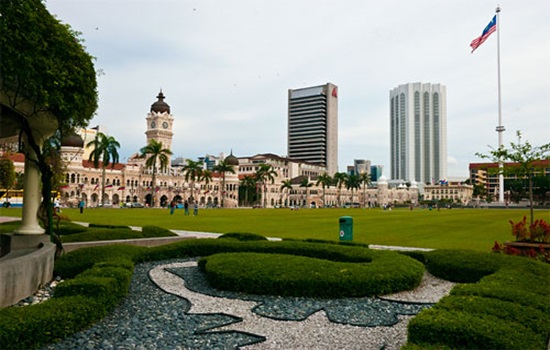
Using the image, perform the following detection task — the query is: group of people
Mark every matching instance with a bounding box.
[169,200,199,216]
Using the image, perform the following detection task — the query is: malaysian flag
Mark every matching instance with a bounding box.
[93,184,99,191]
[470,15,497,53]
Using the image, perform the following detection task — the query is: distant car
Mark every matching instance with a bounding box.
[130,202,144,208]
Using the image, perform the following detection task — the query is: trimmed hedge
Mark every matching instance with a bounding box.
[199,251,424,297]
[55,222,88,236]
[407,250,550,349]
[141,225,177,238]
[2,233,549,349]
[218,232,268,241]
[0,259,134,349]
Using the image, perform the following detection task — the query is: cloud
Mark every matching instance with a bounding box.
[46,0,550,178]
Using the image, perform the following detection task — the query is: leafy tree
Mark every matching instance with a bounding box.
[333,172,348,207]
[255,163,277,207]
[315,172,332,207]
[140,139,172,207]
[0,0,98,243]
[299,177,313,207]
[280,179,293,207]
[88,133,121,206]
[476,130,550,224]
[213,160,235,208]
[532,175,550,205]
[0,157,16,190]
[504,179,527,204]
[183,160,204,203]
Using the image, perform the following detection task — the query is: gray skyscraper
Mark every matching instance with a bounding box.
[390,82,447,184]
[288,83,338,175]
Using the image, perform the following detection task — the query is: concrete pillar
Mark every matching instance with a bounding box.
[14,143,45,235]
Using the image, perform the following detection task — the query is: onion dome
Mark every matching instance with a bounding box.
[225,151,239,166]
[61,132,84,148]
[378,175,388,184]
[151,90,170,113]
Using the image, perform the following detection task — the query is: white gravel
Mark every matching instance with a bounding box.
[150,261,456,350]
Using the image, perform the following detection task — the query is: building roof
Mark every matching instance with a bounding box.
[150,90,170,114]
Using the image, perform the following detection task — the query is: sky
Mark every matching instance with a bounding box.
[46,0,550,179]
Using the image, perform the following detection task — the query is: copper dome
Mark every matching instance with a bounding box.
[61,133,84,148]
[225,151,239,166]
[151,91,170,113]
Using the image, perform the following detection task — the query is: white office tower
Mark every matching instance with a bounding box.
[390,83,447,184]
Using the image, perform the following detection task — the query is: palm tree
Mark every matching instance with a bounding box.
[140,139,172,207]
[255,163,277,207]
[87,132,120,206]
[345,174,361,206]
[299,177,313,208]
[359,172,372,208]
[200,169,213,204]
[280,179,293,207]
[240,174,257,207]
[333,172,348,207]
[213,159,236,208]
[315,172,332,207]
[183,159,204,203]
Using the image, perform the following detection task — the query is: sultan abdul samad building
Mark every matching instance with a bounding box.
[3,91,422,209]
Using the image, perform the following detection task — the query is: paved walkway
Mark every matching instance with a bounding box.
[1,216,432,251]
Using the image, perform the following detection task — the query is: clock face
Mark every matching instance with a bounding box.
[162,121,169,129]
[150,121,156,128]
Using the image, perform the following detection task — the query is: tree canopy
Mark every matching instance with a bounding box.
[0,0,98,133]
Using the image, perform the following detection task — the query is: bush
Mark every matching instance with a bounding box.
[218,232,268,241]
[407,249,550,349]
[408,308,546,350]
[0,296,106,349]
[61,227,140,243]
[88,223,130,229]
[141,225,177,238]
[423,249,508,283]
[199,249,424,297]
[54,245,142,279]
[56,222,88,236]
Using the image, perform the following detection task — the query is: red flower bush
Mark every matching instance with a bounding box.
[493,217,550,263]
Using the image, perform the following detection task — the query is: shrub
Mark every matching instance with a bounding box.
[408,308,546,350]
[54,245,142,278]
[423,249,507,283]
[141,225,177,238]
[407,249,550,349]
[88,223,130,229]
[0,296,106,349]
[199,250,424,297]
[61,227,140,243]
[56,222,88,236]
[218,232,268,241]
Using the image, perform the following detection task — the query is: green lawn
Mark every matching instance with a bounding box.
[1,207,549,252]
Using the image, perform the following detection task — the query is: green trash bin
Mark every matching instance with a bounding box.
[339,216,353,241]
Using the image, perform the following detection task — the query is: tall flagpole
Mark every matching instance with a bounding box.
[495,6,505,203]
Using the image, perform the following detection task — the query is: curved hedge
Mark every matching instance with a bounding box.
[407,250,550,349]
[200,251,424,297]
[3,238,549,349]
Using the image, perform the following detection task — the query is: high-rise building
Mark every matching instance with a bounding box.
[288,83,338,175]
[390,82,447,184]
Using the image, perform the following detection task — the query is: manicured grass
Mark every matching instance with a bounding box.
[1,207,549,252]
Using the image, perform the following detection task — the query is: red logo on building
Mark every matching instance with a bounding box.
[332,87,338,98]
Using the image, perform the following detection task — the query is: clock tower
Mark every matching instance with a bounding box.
[145,90,174,151]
